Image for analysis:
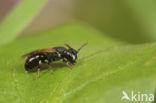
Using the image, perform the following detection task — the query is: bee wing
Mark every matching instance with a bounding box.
[22,48,56,58]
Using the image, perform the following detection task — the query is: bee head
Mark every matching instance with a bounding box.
[64,42,88,65]
[66,48,77,64]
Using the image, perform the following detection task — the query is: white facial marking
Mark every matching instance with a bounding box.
[72,55,75,60]
[29,57,35,62]
[39,60,42,64]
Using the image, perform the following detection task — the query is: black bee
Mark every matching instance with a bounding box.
[22,42,88,78]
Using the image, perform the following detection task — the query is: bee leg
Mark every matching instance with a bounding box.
[35,66,40,79]
[47,62,54,74]
[63,58,72,70]
[65,62,72,70]
[25,70,28,73]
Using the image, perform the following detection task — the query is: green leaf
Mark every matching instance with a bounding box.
[123,0,156,40]
[74,0,156,44]
[0,23,155,103]
[0,0,48,46]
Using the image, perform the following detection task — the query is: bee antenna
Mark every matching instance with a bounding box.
[77,42,88,53]
[64,43,72,49]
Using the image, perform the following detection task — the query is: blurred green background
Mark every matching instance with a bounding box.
[1,0,156,44]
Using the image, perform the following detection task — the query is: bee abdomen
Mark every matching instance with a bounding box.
[25,54,46,71]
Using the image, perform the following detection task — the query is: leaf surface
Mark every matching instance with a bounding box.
[0,23,155,103]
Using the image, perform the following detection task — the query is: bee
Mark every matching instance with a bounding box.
[22,42,88,79]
